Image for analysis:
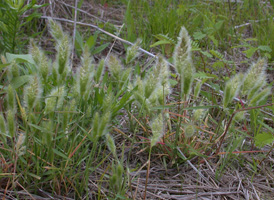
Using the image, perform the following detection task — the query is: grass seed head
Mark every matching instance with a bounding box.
[24,75,42,110]
[98,111,111,137]
[49,19,64,41]
[181,58,195,97]
[82,45,94,72]
[0,113,6,135]
[144,73,160,99]
[157,55,169,87]
[249,86,271,106]
[150,113,164,147]
[45,86,66,114]
[106,133,117,157]
[173,26,192,75]
[7,85,16,111]
[193,108,205,122]
[234,111,245,122]
[7,110,15,138]
[39,54,50,81]
[95,59,105,83]
[116,162,124,178]
[184,123,196,138]
[126,38,141,64]
[247,75,267,101]
[15,132,26,156]
[223,73,243,108]
[57,35,70,75]
[108,54,122,80]
[7,62,20,81]
[242,58,267,95]
[194,81,202,100]
[30,39,41,65]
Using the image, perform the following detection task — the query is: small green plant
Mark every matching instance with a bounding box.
[0,0,46,54]
[75,30,110,57]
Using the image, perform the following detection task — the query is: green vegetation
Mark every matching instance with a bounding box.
[0,0,274,199]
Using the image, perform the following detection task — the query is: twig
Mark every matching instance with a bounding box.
[216,103,274,155]
[59,0,107,23]
[71,0,78,61]
[176,147,213,187]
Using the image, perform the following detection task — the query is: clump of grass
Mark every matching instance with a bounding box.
[1,18,273,199]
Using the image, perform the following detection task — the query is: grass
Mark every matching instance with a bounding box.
[0,0,274,199]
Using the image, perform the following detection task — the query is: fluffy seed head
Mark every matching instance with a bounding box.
[126,39,141,64]
[98,111,111,137]
[39,53,50,81]
[106,133,117,157]
[194,81,202,100]
[57,35,70,75]
[249,87,271,106]
[49,19,64,41]
[155,55,169,87]
[95,59,105,83]
[184,123,196,138]
[223,73,243,108]
[108,54,122,81]
[0,113,6,135]
[173,26,192,75]
[45,86,66,114]
[242,58,267,95]
[181,58,195,97]
[30,39,41,65]
[7,85,16,111]
[247,76,267,101]
[234,111,245,122]
[7,62,19,81]
[15,132,26,156]
[24,75,42,110]
[150,113,164,147]
[7,110,15,138]
[193,108,205,122]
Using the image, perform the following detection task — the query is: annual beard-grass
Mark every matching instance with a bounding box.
[1,19,273,199]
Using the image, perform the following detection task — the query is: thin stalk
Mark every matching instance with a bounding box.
[216,103,274,154]
[143,146,152,200]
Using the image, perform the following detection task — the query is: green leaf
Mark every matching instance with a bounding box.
[212,61,224,69]
[53,148,69,159]
[210,50,224,60]
[193,31,206,40]
[0,63,10,70]
[214,20,224,30]
[27,172,41,180]
[75,30,84,50]
[243,47,258,58]
[6,53,35,64]
[208,35,218,47]
[254,132,274,148]
[91,43,109,55]
[201,50,213,58]
[194,71,215,79]
[169,79,178,86]
[258,45,272,53]
[10,75,32,89]
[151,105,175,110]
[182,105,218,110]
[150,40,172,48]
[87,35,96,49]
